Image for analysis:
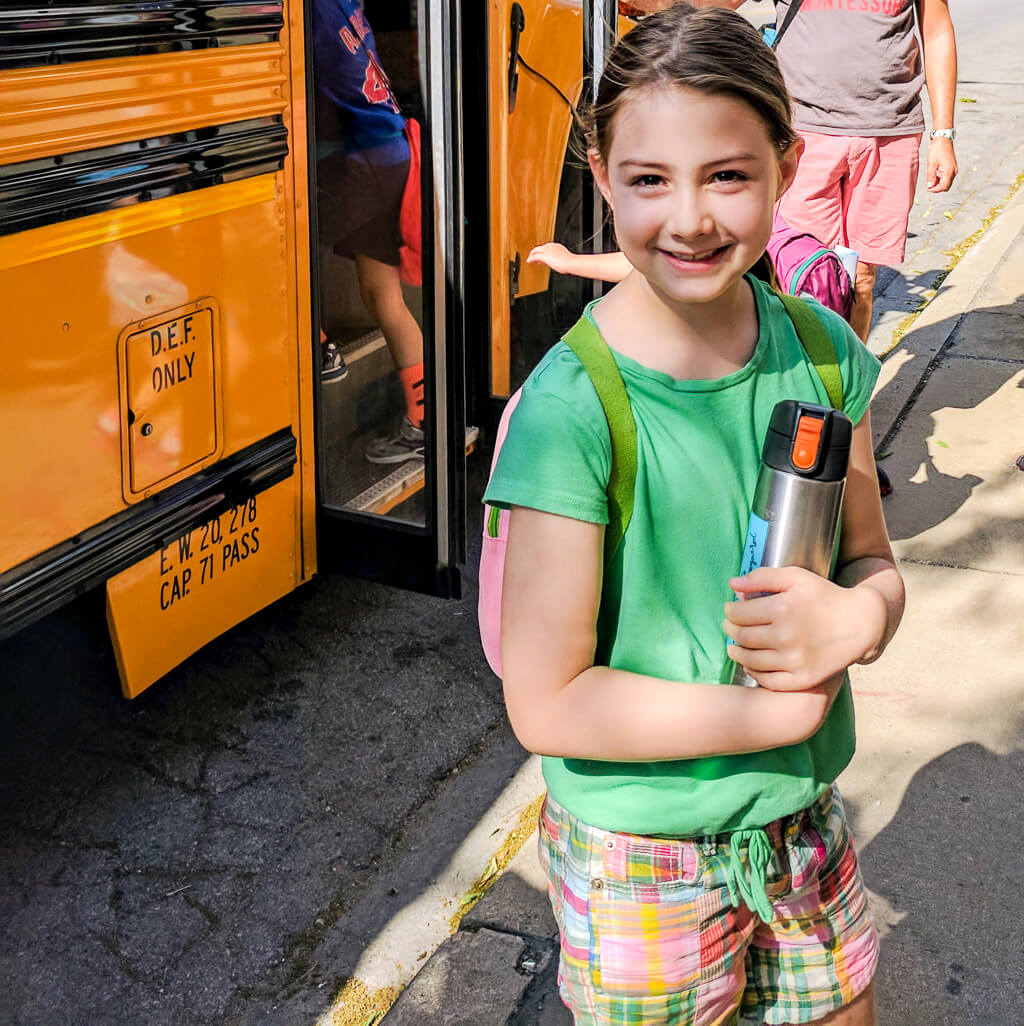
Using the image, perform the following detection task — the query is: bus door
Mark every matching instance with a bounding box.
[308,0,470,598]
[484,0,627,420]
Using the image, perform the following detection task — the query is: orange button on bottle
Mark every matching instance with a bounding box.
[791,414,824,471]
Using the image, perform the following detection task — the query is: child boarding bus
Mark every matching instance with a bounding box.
[0,1,628,697]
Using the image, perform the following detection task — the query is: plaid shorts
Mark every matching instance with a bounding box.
[539,785,878,1026]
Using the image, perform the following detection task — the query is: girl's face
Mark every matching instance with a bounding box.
[591,86,800,310]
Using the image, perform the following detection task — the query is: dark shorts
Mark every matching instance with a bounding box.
[317,151,409,267]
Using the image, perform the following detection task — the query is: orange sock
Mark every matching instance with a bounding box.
[399,362,425,428]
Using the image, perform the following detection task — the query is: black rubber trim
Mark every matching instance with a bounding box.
[0,1,283,70]
[0,116,288,236]
[0,428,297,639]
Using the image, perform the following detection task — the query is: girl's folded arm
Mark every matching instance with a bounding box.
[500,506,837,762]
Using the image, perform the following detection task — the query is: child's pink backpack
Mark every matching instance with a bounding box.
[767,211,854,321]
[477,294,844,679]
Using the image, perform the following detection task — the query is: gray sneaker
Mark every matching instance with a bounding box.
[365,416,424,464]
[320,341,349,384]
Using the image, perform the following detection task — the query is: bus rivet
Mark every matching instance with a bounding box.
[145,294,153,304]
[62,322,70,332]
[141,423,154,437]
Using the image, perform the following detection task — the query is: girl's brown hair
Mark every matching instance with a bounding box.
[586,3,798,164]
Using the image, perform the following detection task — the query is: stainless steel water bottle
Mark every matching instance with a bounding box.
[732,400,853,688]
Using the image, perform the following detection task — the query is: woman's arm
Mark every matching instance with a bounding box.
[526,244,633,283]
[917,0,958,193]
[501,505,839,761]
[724,410,906,689]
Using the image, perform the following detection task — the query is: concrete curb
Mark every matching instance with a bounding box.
[870,182,1024,451]
[306,741,544,1026]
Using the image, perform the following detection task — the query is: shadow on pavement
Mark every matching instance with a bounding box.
[860,744,1024,1026]
[0,452,526,1026]
[871,291,1024,542]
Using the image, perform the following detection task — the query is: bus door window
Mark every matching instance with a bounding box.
[311,0,429,526]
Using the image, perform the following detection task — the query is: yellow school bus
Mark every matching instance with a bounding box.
[0,1,628,698]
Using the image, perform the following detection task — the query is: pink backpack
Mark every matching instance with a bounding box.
[477,391,523,677]
[767,211,854,321]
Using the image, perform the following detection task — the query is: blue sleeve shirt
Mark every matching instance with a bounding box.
[311,0,408,159]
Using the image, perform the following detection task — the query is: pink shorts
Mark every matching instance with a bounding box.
[779,131,922,267]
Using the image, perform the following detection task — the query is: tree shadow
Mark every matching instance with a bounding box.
[858,744,1024,1026]
[871,288,1024,543]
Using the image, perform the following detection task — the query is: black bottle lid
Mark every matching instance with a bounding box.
[762,400,852,481]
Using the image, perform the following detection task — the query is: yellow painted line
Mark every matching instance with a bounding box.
[0,45,287,165]
[320,797,544,1026]
[880,168,1024,357]
[447,792,544,932]
[313,757,547,1026]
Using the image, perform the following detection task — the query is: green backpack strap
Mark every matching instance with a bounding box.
[563,315,637,559]
[776,292,844,410]
[559,296,836,556]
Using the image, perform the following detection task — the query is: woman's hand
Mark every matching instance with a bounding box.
[926,135,958,192]
[723,565,888,691]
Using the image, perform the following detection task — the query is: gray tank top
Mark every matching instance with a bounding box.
[774,0,925,137]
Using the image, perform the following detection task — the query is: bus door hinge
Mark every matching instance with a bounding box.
[509,252,521,300]
[508,4,526,113]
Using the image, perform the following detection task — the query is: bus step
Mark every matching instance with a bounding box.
[346,426,479,516]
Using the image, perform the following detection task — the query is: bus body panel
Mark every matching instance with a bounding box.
[486,3,635,397]
[0,2,315,694]
[0,46,289,166]
[106,477,298,697]
[0,180,297,570]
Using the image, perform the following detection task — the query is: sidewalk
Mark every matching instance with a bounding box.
[381,186,1024,1026]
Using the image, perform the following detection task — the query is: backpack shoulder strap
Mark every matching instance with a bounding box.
[776,291,845,410]
[771,0,805,49]
[562,315,637,560]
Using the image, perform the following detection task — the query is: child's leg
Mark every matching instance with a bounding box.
[801,981,876,1025]
[354,253,425,429]
[354,253,423,371]
[848,262,878,344]
[743,787,878,1026]
[538,795,757,1025]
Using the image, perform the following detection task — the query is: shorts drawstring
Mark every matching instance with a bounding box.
[725,827,774,922]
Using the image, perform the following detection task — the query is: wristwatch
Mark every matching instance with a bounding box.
[930,128,956,141]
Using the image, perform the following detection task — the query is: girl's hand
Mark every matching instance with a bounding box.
[526,242,576,274]
[723,565,887,691]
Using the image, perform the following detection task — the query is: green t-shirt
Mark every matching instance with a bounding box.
[484,276,881,837]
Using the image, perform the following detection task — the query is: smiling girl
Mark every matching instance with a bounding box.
[483,5,904,1025]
